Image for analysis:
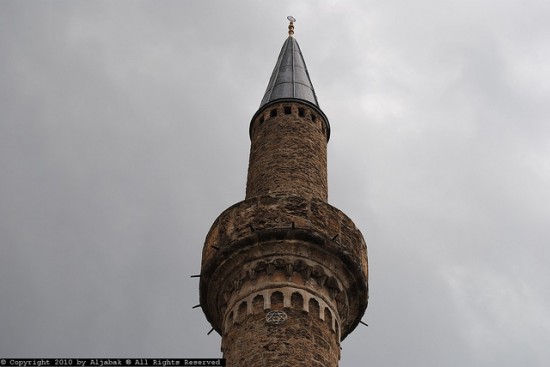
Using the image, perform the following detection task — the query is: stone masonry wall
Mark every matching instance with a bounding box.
[223,307,339,367]
[246,101,329,200]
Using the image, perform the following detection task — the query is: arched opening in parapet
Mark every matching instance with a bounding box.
[238,301,247,321]
[291,292,303,310]
[284,106,291,115]
[298,107,305,117]
[309,298,320,318]
[270,108,277,117]
[252,294,264,312]
[271,291,284,309]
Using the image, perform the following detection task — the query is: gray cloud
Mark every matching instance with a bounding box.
[1,0,549,365]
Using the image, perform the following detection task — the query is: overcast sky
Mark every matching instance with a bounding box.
[1,0,549,366]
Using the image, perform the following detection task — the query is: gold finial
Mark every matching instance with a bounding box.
[287,16,296,37]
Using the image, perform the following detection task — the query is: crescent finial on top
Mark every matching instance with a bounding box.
[287,16,296,37]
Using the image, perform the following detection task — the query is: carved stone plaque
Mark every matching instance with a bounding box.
[265,310,287,324]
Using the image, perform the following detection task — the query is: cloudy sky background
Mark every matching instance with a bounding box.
[1,0,549,365]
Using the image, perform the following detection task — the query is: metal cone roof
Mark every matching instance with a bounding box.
[259,36,320,107]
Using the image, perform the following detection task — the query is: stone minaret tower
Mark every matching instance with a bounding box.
[200,18,369,367]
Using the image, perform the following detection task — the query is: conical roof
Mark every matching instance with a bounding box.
[259,36,319,107]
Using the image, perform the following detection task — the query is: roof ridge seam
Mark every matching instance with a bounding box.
[291,37,296,99]
[264,39,289,105]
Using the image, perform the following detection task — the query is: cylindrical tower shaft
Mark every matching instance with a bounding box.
[246,100,329,200]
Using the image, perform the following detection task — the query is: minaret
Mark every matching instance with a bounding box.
[199,18,369,367]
